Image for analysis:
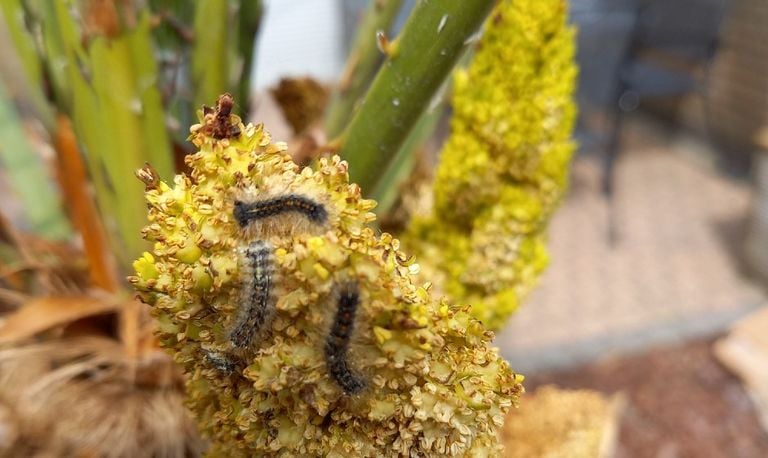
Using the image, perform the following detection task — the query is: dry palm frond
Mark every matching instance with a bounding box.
[0,336,204,458]
[0,211,90,309]
[0,296,121,345]
[0,185,197,456]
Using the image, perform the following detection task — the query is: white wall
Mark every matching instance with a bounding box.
[252,0,346,90]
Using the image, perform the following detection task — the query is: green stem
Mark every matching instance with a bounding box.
[192,0,260,116]
[370,99,443,215]
[235,0,263,115]
[339,0,494,191]
[324,0,404,138]
[192,0,230,109]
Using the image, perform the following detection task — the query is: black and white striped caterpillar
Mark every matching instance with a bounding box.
[325,282,365,394]
[204,350,238,374]
[229,240,275,348]
[234,194,328,228]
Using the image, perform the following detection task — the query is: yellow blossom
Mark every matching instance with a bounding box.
[130,98,522,457]
[406,0,577,330]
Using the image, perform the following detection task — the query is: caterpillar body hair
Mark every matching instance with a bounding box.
[233,194,328,228]
[325,282,365,394]
[230,240,275,348]
[204,350,238,374]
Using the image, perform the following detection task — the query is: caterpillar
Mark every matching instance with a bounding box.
[233,194,328,228]
[204,350,238,374]
[229,240,275,348]
[325,282,365,394]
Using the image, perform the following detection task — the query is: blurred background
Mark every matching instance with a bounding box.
[1,0,768,456]
[499,0,768,455]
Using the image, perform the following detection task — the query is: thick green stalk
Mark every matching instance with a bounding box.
[192,0,261,116]
[340,0,494,190]
[235,0,263,113]
[370,100,443,215]
[324,0,404,137]
[192,0,230,110]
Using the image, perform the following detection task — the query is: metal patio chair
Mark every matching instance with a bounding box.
[601,0,731,243]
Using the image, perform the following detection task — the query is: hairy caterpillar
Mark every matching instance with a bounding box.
[325,282,365,394]
[234,195,328,228]
[204,350,238,374]
[229,240,275,348]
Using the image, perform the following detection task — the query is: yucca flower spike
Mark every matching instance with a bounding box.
[130,95,523,457]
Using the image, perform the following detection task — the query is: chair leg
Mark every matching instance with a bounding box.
[602,92,626,246]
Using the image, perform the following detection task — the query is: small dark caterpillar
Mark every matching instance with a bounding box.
[204,350,238,374]
[233,195,328,228]
[230,240,274,348]
[325,282,365,394]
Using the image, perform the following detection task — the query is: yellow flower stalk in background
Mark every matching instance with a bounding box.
[406,0,577,330]
[130,96,522,457]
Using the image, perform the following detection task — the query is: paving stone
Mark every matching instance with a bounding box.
[496,121,766,373]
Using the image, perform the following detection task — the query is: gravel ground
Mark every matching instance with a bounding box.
[526,337,768,458]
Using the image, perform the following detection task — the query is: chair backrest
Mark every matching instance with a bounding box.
[570,1,638,108]
[633,0,731,61]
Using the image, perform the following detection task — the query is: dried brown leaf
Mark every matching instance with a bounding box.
[0,288,31,309]
[0,211,33,266]
[0,296,121,344]
[270,77,329,135]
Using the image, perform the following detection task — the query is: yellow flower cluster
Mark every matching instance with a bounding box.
[406,0,577,330]
[130,104,522,456]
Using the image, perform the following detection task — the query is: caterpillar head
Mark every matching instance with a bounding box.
[130,100,522,457]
